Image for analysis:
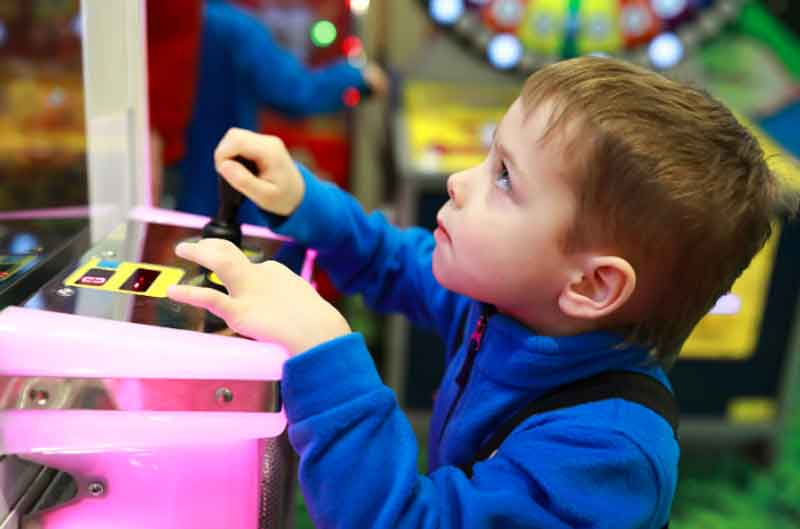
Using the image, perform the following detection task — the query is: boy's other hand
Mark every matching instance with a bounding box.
[363,62,389,98]
[214,128,305,216]
[167,238,351,356]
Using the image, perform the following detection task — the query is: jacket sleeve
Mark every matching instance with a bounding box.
[264,164,470,343]
[230,8,368,117]
[283,335,668,529]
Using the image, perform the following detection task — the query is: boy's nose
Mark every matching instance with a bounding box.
[447,171,466,208]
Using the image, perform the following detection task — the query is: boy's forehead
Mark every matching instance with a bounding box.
[499,98,568,151]
[502,98,557,136]
[502,97,526,127]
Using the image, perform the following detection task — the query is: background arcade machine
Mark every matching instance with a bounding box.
[386,0,800,457]
[1,2,306,528]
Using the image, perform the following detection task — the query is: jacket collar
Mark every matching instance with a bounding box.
[475,305,657,392]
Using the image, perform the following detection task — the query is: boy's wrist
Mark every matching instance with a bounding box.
[291,311,352,356]
[266,162,347,247]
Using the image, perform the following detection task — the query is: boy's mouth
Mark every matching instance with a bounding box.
[434,216,451,243]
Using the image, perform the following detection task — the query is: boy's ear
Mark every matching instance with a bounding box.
[557,256,636,321]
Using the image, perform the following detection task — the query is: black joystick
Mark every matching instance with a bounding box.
[199,156,257,333]
[201,155,259,248]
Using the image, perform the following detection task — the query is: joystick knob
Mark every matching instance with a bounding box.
[201,155,259,248]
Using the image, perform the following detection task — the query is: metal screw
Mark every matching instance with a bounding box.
[28,388,49,406]
[215,387,234,404]
[87,481,105,497]
[56,287,75,297]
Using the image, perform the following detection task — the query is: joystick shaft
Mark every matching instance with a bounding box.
[201,155,258,248]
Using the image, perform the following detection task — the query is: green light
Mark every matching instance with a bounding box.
[310,20,337,48]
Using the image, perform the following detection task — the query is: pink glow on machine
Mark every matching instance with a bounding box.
[0,206,312,529]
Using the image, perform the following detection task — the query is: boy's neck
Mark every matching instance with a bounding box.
[499,303,606,338]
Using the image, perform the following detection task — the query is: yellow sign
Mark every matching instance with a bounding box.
[681,117,799,361]
[64,258,185,298]
[681,223,780,360]
[404,81,517,175]
[726,397,777,424]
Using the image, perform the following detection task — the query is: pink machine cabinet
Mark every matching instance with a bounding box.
[0,208,313,529]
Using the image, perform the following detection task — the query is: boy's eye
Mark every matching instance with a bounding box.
[494,161,512,192]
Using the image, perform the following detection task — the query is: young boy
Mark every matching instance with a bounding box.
[168,57,796,528]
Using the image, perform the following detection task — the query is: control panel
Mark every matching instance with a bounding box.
[64,258,185,298]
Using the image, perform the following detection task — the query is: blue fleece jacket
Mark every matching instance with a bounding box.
[264,166,680,529]
[176,1,368,226]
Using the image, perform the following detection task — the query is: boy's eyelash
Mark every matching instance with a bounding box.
[494,161,512,192]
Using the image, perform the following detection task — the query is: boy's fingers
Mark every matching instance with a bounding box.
[213,128,267,169]
[174,239,249,284]
[167,284,233,320]
[214,129,289,173]
[218,159,280,201]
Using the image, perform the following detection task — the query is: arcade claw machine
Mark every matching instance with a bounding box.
[1,2,304,528]
[388,0,800,459]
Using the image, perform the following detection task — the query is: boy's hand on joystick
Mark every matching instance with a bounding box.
[197,128,308,327]
[214,128,305,217]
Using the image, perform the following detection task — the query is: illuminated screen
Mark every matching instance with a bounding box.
[119,268,161,293]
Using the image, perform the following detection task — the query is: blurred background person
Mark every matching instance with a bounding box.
[148,0,387,225]
[146,0,203,207]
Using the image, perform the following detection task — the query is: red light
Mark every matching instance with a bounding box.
[343,87,361,107]
[120,268,161,293]
[341,35,363,57]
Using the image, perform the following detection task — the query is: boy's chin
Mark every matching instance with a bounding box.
[432,262,469,297]
[432,260,455,291]
[431,260,446,287]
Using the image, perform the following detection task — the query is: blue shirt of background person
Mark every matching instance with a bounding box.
[176,0,370,226]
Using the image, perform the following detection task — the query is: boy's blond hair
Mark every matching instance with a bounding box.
[521,56,798,366]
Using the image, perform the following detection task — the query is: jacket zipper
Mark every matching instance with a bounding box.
[438,306,492,442]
